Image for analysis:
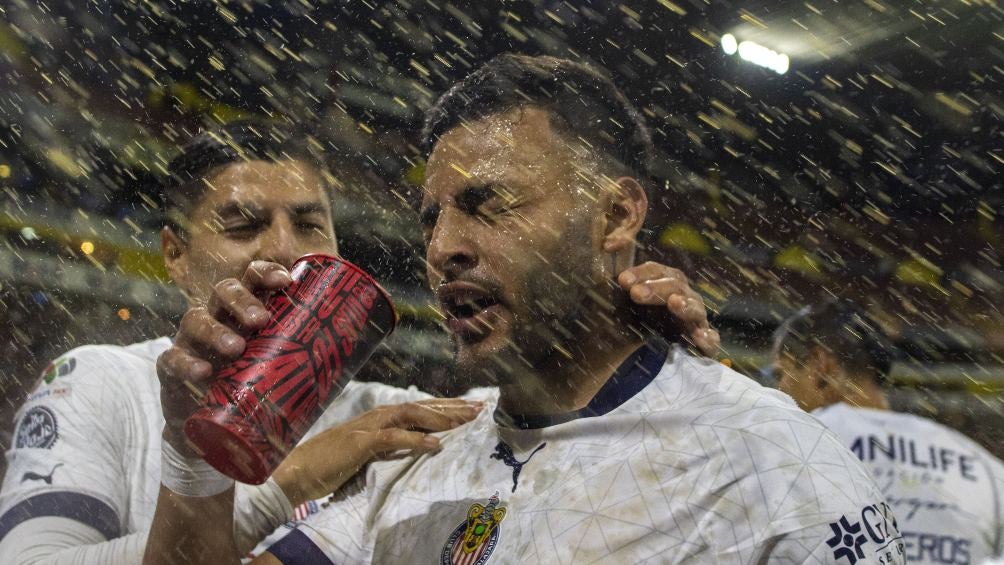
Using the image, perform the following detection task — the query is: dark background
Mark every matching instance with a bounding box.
[1,1,1001,470]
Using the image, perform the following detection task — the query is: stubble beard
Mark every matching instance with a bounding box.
[451,215,603,387]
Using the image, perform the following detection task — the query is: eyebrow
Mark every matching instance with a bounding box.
[420,183,512,226]
[215,202,264,220]
[454,184,504,213]
[213,201,328,219]
[289,202,329,217]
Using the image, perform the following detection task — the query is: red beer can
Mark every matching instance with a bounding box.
[185,254,398,484]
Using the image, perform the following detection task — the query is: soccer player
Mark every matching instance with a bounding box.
[147,54,905,565]
[0,121,716,564]
[773,299,1004,564]
[0,123,487,564]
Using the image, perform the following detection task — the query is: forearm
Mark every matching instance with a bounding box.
[143,432,243,565]
[143,484,241,565]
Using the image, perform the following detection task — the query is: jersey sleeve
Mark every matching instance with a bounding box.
[0,347,136,560]
[259,474,372,564]
[757,505,907,564]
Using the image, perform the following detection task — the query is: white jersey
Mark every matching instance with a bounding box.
[814,403,1004,564]
[263,343,906,564]
[0,337,429,564]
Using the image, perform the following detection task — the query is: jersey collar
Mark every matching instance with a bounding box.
[494,339,671,430]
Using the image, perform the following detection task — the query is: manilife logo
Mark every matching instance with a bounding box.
[827,502,904,565]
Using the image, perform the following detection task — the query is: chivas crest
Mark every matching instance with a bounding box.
[441,492,507,565]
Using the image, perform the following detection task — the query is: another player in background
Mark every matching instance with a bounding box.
[773,299,1004,564]
[146,54,905,565]
[0,120,717,564]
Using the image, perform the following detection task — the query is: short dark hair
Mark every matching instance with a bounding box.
[421,53,654,188]
[162,120,330,235]
[773,299,895,384]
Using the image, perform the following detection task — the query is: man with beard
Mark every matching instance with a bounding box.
[0,119,715,564]
[145,54,904,565]
[773,299,1004,564]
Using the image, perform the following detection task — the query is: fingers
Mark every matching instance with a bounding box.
[174,307,247,362]
[206,278,272,331]
[205,262,292,330]
[618,261,687,290]
[156,346,215,434]
[369,428,443,455]
[241,260,294,294]
[692,326,722,358]
[377,400,484,433]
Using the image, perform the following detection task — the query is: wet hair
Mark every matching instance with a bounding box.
[161,120,330,236]
[773,299,894,385]
[421,53,654,191]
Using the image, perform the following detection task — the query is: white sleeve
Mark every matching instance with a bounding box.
[0,518,145,565]
[233,480,294,555]
[762,515,907,564]
[0,347,138,564]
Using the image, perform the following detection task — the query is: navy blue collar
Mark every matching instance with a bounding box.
[495,340,671,430]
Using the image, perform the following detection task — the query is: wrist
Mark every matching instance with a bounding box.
[161,435,234,497]
[272,461,306,508]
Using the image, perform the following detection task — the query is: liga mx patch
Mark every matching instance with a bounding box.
[441,492,506,565]
[42,357,76,384]
[16,406,59,449]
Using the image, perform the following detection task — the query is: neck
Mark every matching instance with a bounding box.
[838,377,890,411]
[496,320,645,416]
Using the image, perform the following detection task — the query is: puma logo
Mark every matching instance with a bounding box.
[491,441,546,493]
[21,463,63,485]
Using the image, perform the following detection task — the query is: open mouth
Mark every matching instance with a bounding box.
[443,295,498,320]
[437,283,503,340]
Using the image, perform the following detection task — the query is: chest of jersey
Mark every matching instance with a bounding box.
[357,409,777,564]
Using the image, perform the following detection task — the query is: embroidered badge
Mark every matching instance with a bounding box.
[16,406,59,449]
[441,492,507,565]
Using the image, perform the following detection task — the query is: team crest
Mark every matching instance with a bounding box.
[441,492,507,565]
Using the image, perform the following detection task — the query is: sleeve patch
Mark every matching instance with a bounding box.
[15,406,59,449]
[42,356,77,384]
[825,502,905,564]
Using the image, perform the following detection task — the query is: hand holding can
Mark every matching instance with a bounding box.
[184,254,397,484]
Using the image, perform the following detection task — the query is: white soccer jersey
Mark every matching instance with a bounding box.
[814,403,1004,564]
[0,337,429,564]
[264,343,906,565]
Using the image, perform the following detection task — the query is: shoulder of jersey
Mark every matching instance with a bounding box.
[31,337,170,395]
[657,348,800,412]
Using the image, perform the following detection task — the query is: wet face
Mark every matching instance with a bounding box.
[163,159,337,306]
[774,350,828,412]
[421,107,611,379]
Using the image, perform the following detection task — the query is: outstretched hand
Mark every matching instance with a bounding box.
[273,398,484,506]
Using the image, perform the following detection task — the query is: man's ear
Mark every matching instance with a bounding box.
[161,226,190,293]
[807,346,844,392]
[602,176,648,254]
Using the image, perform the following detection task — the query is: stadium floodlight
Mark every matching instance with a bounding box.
[721,33,738,55]
[722,34,790,74]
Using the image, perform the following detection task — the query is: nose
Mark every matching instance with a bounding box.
[257,217,301,268]
[426,208,478,285]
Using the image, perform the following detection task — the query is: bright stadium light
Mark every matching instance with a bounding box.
[722,35,790,74]
[721,33,738,55]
